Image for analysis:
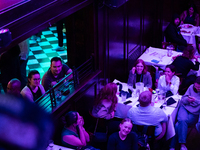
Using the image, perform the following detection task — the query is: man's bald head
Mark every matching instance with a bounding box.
[7,78,21,96]
[139,91,152,107]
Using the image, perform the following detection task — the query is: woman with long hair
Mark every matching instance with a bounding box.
[92,83,118,120]
[127,59,152,88]
[107,118,138,150]
[21,70,45,102]
[180,3,199,26]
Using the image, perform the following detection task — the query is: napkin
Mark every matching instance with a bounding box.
[166,90,173,98]
[166,97,176,106]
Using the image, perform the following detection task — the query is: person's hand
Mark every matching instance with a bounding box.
[132,67,136,74]
[51,81,57,86]
[77,116,84,126]
[110,111,115,119]
[193,55,199,62]
[165,74,171,85]
[188,96,195,103]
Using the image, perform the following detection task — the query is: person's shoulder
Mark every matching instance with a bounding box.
[42,68,51,78]
[62,63,70,69]
[128,106,138,114]
[159,75,165,79]
[173,75,180,80]
[128,131,138,139]
[21,86,30,93]
[188,84,194,90]
[109,132,119,139]
[145,71,151,75]
[153,106,165,114]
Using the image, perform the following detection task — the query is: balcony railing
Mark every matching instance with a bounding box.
[35,56,96,113]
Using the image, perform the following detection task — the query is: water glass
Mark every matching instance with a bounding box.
[121,92,127,102]
[48,140,54,150]
[158,91,166,103]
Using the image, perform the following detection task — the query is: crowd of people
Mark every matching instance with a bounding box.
[60,43,200,150]
[165,3,199,52]
[1,56,72,103]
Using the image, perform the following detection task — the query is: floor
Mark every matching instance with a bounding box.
[27,25,67,78]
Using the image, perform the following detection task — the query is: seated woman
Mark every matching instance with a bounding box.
[158,64,180,96]
[92,83,118,120]
[172,45,199,94]
[170,77,200,150]
[180,3,199,26]
[107,118,138,150]
[21,70,45,102]
[127,59,152,88]
[61,111,90,149]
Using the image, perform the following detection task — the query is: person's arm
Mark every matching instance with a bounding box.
[78,116,90,143]
[62,64,73,80]
[127,69,135,87]
[41,73,52,91]
[166,24,187,46]
[195,13,199,26]
[130,132,138,150]
[93,100,114,119]
[157,75,163,91]
[63,125,86,147]
[107,134,117,150]
[21,88,34,102]
[155,122,166,141]
[39,84,46,95]
[145,72,152,88]
[191,56,200,71]
[180,10,187,24]
[66,68,73,79]
[169,76,180,95]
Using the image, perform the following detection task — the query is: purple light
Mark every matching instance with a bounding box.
[0,29,9,34]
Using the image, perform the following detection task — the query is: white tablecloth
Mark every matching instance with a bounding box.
[180,24,198,44]
[113,79,181,140]
[46,144,75,150]
[138,47,182,70]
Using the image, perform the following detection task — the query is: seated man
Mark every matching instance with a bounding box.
[7,78,22,97]
[165,14,187,51]
[42,57,72,91]
[127,91,168,138]
[170,76,200,150]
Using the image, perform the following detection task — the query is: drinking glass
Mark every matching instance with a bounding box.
[121,92,127,102]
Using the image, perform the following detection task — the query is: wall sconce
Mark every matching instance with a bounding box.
[0,29,12,48]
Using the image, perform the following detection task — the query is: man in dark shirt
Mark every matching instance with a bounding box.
[42,57,72,91]
[165,14,187,51]
[172,45,199,94]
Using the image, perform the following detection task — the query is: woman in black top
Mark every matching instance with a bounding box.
[107,118,138,150]
[21,70,46,102]
[172,45,199,94]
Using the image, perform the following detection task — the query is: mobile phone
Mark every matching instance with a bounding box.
[123,100,132,105]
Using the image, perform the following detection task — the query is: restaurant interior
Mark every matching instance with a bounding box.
[1,0,200,149]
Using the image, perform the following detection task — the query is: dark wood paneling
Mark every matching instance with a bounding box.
[0,0,93,53]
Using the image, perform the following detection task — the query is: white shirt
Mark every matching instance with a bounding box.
[158,75,180,95]
[127,105,168,136]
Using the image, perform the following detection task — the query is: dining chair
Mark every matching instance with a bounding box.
[133,124,156,150]
[161,42,177,50]
[88,110,108,143]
